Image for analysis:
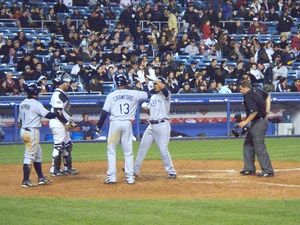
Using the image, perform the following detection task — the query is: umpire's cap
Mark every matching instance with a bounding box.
[24,83,41,97]
[115,74,128,87]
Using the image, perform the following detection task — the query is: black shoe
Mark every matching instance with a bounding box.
[167,174,177,179]
[240,170,256,176]
[257,172,274,177]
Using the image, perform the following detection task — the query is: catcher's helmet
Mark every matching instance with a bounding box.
[53,71,73,86]
[24,83,41,97]
[115,74,128,87]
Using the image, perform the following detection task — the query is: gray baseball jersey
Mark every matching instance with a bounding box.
[149,91,171,120]
[19,98,50,128]
[134,89,176,177]
[104,88,148,184]
[103,89,148,120]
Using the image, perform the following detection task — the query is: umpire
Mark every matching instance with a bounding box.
[238,80,274,177]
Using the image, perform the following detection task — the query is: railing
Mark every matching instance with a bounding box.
[0,92,299,144]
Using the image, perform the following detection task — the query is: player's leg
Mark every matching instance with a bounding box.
[21,128,37,187]
[153,122,176,178]
[63,139,79,175]
[120,121,135,184]
[241,127,256,174]
[50,127,65,176]
[133,125,153,176]
[251,119,274,175]
[106,121,121,183]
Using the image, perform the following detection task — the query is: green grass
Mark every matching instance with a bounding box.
[0,138,299,164]
[1,138,299,225]
[0,197,299,225]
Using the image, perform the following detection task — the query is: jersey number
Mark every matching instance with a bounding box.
[119,103,129,114]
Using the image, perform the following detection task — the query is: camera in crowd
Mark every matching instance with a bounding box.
[231,113,249,137]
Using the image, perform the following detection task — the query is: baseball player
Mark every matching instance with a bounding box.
[49,71,79,176]
[133,76,177,179]
[19,83,58,187]
[96,74,148,184]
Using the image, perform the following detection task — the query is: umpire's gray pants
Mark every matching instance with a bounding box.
[243,118,274,173]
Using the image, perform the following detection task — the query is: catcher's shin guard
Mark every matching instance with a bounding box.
[63,141,73,171]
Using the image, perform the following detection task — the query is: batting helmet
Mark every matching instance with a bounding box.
[115,74,128,87]
[156,77,166,84]
[24,83,41,97]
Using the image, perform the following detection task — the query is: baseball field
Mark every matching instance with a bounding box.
[0,137,299,225]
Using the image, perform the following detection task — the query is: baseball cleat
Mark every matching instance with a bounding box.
[126,177,135,184]
[38,177,51,185]
[104,178,116,184]
[240,170,256,176]
[22,180,35,188]
[63,168,79,176]
[167,174,177,179]
[50,171,66,177]
[257,172,274,177]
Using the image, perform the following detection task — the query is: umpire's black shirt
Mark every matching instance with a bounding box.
[243,88,268,119]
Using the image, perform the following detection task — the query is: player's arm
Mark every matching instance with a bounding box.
[265,93,271,115]
[96,110,108,130]
[53,108,68,124]
[45,112,58,119]
[155,79,169,97]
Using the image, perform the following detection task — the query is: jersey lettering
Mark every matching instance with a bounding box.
[113,94,134,102]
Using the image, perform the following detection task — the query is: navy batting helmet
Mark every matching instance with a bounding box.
[115,74,128,87]
[156,77,166,84]
[24,83,41,97]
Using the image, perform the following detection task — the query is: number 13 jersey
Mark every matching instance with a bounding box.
[102,89,148,121]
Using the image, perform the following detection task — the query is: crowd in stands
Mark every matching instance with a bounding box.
[0,0,300,96]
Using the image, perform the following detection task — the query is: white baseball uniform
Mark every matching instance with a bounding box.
[49,88,73,174]
[134,89,176,176]
[19,98,50,164]
[103,89,148,183]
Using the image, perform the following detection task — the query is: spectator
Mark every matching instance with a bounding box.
[32,62,48,80]
[218,83,232,94]
[90,65,105,93]
[53,0,69,14]
[2,48,17,65]
[0,38,13,55]
[207,79,218,93]
[291,31,300,57]
[0,72,19,96]
[13,31,28,47]
[16,56,31,73]
[290,79,300,92]
[249,17,267,34]
[272,58,288,84]
[249,63,264,87]
[21,65,34,81]
[166,10,178,34]
[281,45,296,66]
[178,81,195,93]
[268,6,280,22]
[202,20,212,40]
[275,77,289,92]
[78,113,96,140]
[277,9,294,37]
[184,39,199,55]
[18,8,32,28]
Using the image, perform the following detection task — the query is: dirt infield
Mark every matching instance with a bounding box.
[1,160,300,199]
